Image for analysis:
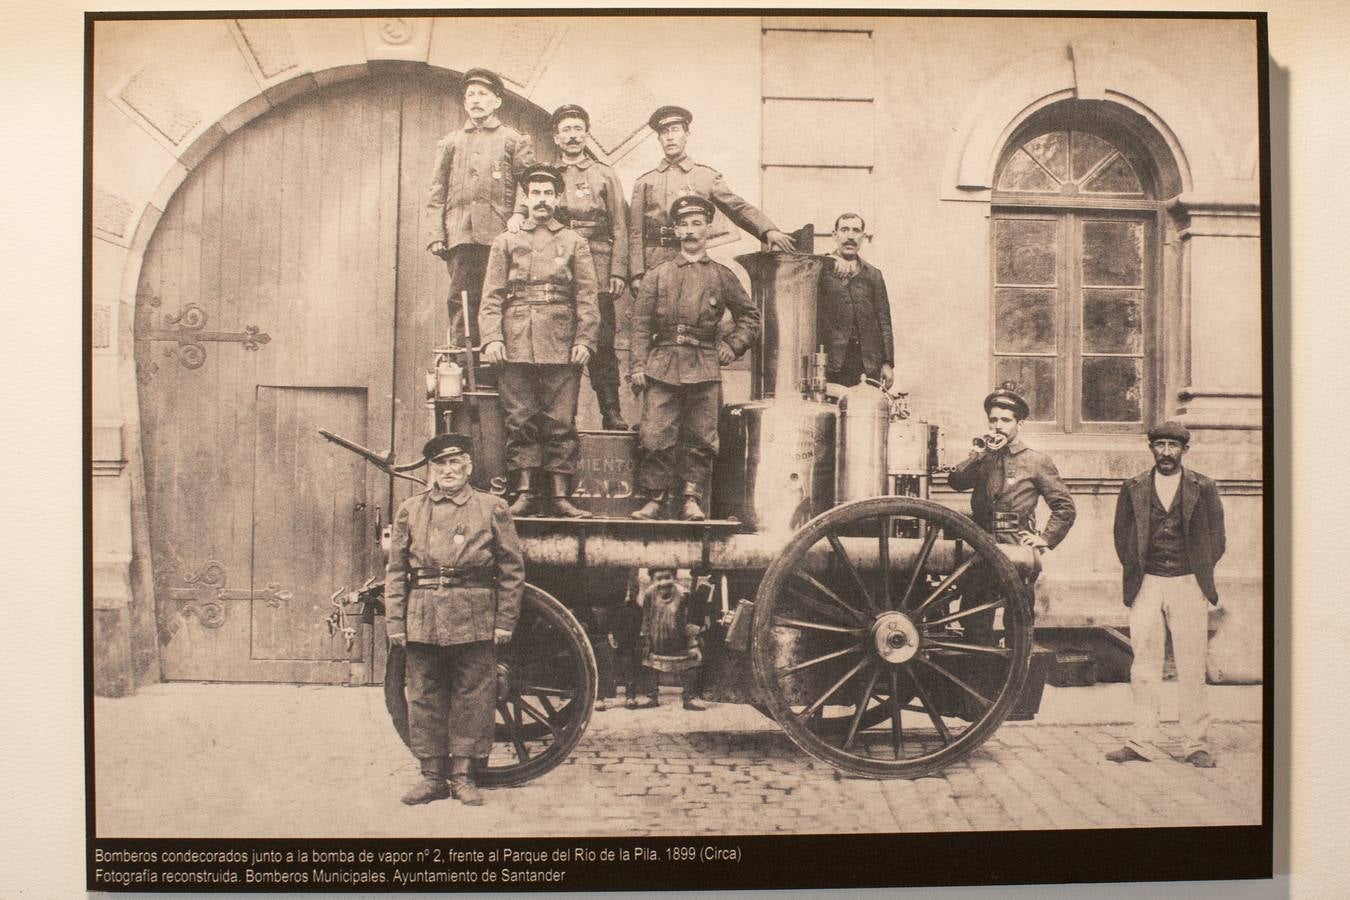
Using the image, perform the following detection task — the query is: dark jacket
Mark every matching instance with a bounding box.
[1113,467,1227,606]
[423,116,535,250]
[947,438,1076,549]
[817,256,894,376]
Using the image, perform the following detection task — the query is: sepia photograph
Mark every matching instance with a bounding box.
[85,7,1271,890]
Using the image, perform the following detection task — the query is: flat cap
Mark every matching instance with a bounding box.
[648,105,692,131]
[983,388,1030,421]
[550,103,590,129]
[422,432,474,462]
[1147,420,1191,445]
[521,163,564,193]
[462,67,505,96]
[669,194,714,222]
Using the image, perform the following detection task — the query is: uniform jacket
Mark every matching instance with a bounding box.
[479,218,601,364]
[385,485,525,645]
[948,438,1077,549]
[1113,467,1226,606]
[627,155,778,279]
[516,155,629,284]
[424,116,536,250]
[818,255,894,374]
[629,254,760,385]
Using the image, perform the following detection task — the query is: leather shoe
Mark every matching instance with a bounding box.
[1105,745,1150,764]
[450,776,484,806]
[682,699,707,712]
[680,496,706,521]
[1185,750,1217,768]
[548,473,593,518]
[400,777,450,805]
[630,496,665,520]
[508,492,537,516]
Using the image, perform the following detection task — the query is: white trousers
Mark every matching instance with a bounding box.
[1126,573,1211,758]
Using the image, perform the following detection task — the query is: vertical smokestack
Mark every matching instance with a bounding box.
[735,251,830,400]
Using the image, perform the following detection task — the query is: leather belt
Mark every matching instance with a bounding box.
[506,283,574,305]
[991,511,1034,536]
[656,323,719,348]
[409,565,496,589]
[644,223,680,249]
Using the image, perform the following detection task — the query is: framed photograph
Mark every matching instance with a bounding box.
[86,7,1272,891]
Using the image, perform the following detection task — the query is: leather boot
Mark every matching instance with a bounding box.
[507,469,538,517]
[449,756,483,806]
[596,382,629,431]
[679,483,706,521]
[548,473,593,518]
[401,757,450,805]
[630,491,666,520]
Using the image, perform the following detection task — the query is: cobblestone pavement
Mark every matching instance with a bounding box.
[94,683,1261,837]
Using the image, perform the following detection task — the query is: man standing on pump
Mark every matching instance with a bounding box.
[818,213,895,389]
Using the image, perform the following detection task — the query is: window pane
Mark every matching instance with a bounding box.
[1082,289,1143,353]
[1084,155,1144,194]
[995,288,1056,352]
[995,357,1056,421]
[1023,132,1069,182]
[1081,220,1144,286]
[1082,357,1143,422]
[997,149,1059,192]
[1071,132,1115,182]
[995,219,1057,284]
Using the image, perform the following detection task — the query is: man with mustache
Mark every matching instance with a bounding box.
[424,68,535,350]
[1106,422,1227,768]
[818,213,894,389]
[629,196,760,521]
[384,432,524,807]
[479,164,600,518]
[538,104,632,430]
[947,388,1076,643]
[627,106,795,294]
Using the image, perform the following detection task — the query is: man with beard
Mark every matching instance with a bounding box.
[480,164,600,517]
[385,433,524,806]
[424,68,535,349]
[947,388,1076,642]
[540,104,631,430]
[638,568,707,711]
[1106,422,1227,768]
[817,213,894,389]
[627,106,795,292]
[628,195,760,521]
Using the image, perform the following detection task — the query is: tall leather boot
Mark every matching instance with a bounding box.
[548,473,593,518]
[596,382,629,431]
[449,756,483,806]
[401,756,450,805]
[630,491,667,520]
[679,482,707,521]
[507,469,538,517]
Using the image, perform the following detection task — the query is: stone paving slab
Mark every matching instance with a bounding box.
[93,683,1262,838]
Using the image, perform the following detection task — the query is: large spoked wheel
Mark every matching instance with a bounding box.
[751,497,1033,779]
[385,583,596,787]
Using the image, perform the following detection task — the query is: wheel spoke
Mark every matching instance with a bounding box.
[916,656,993,708]
[512,695,562,739]
[826,531,878,614]
[779,643,864,675]
[791,571,866,622]
[909,556,979,621]
[798,656,871,720]
[878,517,893,610]
[536,694,559,719]
[773,616,867,636]
[498,701,531,762]
[889,669,905,760]
[842,664,882,751]
[910,669,953,745]
[925,598,1003,628]
[898,525,940,610]
[518,683,577,698]
[924,638,1012,657]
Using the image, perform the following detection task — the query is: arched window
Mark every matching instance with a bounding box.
[991,103,1173,433]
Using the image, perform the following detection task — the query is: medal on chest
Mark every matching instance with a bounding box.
[453,524,466,545]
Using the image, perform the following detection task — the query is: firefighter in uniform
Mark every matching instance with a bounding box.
[385,433,525,806]
[424,67,535,349]
[627,106,795,292]
[480,163,600,517]
[629,195,761,521]
[948,388,1076,642]
[540,103,632,430]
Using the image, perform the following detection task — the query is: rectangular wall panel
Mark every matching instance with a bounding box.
[763,30,874,99]
[762,99,874,167]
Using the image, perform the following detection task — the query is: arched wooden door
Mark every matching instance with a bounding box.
[135,69,551,683]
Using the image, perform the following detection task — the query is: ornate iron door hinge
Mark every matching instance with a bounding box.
[136,299,272,373]
[164,560,293,630]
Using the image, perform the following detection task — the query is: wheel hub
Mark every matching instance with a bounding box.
[870,611,921,664]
